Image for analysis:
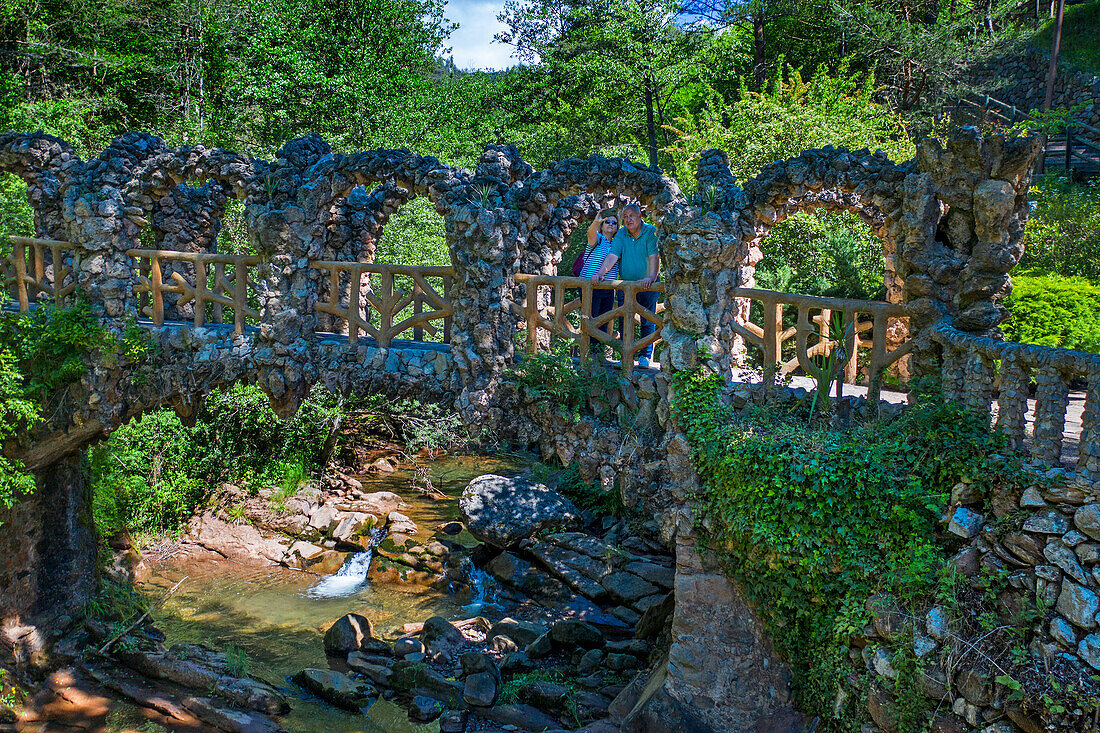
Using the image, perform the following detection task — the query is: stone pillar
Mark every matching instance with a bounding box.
[610,539,802,732]
[0,453,96,668]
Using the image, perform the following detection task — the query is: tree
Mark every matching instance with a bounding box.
[497,0,708,170]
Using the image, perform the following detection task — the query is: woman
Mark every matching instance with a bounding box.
[580,211,620,340]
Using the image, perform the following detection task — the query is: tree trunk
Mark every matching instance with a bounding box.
[753,12,766,90]
[644,74,658,171]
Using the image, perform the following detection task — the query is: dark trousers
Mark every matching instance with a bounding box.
[632,289,660,360]
[591,287,616,333]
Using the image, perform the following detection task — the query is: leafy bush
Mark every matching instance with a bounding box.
[672,368,1026,726]
[664,59,915,192]
[756,210,886,301]
[89,383,340,536]
[1021,175,1100,280]
[1003,269,1100,353]
[509,340,619,421]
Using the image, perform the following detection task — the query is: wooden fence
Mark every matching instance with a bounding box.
[1,237,79,311]
[511,275,665,376]
[128,249,262,335]
[729,287,914,402]
[311,261,453,347]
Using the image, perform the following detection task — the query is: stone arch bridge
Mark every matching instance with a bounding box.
[3,127,1100,726]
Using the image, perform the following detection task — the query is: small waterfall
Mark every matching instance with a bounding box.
[305,526,388,599]
[459,557,499,612]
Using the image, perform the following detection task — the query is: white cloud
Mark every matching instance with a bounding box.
[444,0,519,71]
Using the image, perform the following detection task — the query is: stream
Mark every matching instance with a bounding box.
[138,453,530,733]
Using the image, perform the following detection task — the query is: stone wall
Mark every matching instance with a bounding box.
[849,465,1100,733]
[967,43,1100,131]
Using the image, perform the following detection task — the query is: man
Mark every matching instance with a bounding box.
[590,203,660,368]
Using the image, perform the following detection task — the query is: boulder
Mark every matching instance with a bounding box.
[462,671,498,707]
[459,474,582,547]
[346,652,393,687]
[422,616,466,662]
[488,618,546,648]
[479,703,561,731]
[409,695,444,722]
[293,669,374,711]
[549,620,603,649]
[181,697,284,733]
[323,613,379,654]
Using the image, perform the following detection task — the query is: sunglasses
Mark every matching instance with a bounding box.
[604,219,618,225]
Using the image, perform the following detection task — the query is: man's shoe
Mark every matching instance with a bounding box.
[637,356,650,369]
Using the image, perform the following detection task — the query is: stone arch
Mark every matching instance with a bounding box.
[0,131,78,240]
[738,146,911,307]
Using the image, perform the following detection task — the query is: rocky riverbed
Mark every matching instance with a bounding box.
[17,452,678,733]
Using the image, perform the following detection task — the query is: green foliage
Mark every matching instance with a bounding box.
[1035,0,1100,75]
[664,59,915,191]
[0,341,37,518]
[534,461,623,517]
[89,383,338,535]
[1021,175,1100,280]
[222,644,250,677]
[672,367,1025,725]
[756,210,886,301]
[509,339,619,421]
[1004,268,1100,353]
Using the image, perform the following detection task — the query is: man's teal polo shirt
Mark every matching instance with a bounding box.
[610,222,658,281]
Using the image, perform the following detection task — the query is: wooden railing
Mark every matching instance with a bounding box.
[931,321,1100,473]
[511,275,664,376]
[128,249,261,335]
[952,93,1100,178]
[729,288,914,403]
[311,262,453,347]
[1,237,79,311]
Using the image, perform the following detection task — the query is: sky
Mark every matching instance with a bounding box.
[444,0,518,71]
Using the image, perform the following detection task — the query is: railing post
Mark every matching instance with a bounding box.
[525,280,539,354]
[443,275,453,343]
[762,298,781,391]
[212,262,225,324]
[578,282,592,366]
[150,255,165,327]
[193,259,207,328]
[233,256,247,335]
[621,283,636,377]
[12,239,28,312]
[1066,122,1074,175]
[379,268,394,347]
[868,311,888,406]
[348,269,361,345]
[1033,365,1070,465]
[413,286,424,342]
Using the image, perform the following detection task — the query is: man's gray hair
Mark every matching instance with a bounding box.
[621,202,642,215]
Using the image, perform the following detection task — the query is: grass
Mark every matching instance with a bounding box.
[1035,0,1100,76]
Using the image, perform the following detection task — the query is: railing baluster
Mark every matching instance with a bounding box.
[1033,365,1070,465]
[379,269,394,347]
[443,275,453,343]
[12,240,28,312]
[996,354,1030,450]
[868,312,887,405]
[194,259,207,328]
[233,256,247,335]
[1080,373,1100,480]
[150,255,164,326]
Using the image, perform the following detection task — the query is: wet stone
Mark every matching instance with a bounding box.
[1024,511,1070,535]
[1057,581,1099,629]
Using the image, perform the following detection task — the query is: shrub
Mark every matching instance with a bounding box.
[756,210,886,301]
[672,368,1026,725]
[509,339,619,421]
[1021,175,1100,280]
[1003,269,1100,353]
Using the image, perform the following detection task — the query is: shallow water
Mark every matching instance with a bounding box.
[142,453,529,733]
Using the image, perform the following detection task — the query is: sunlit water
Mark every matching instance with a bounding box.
[307,526,389,599]
[141,454,529,733]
